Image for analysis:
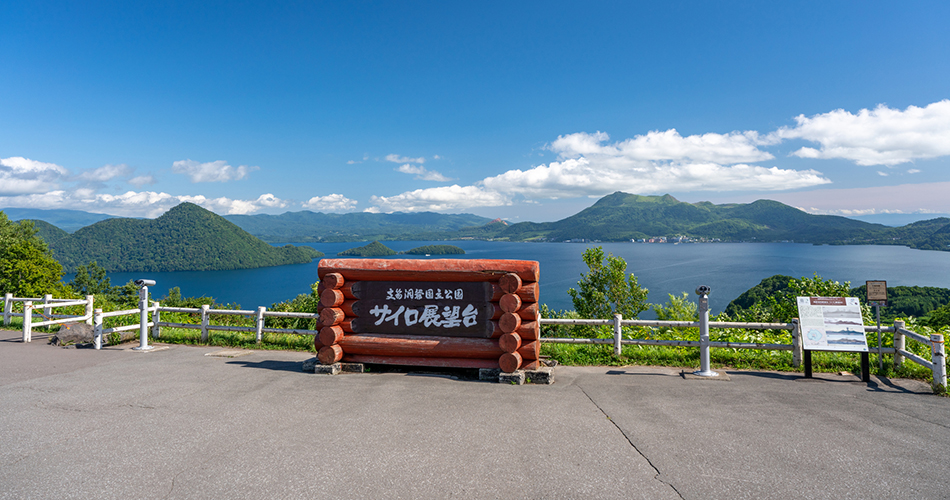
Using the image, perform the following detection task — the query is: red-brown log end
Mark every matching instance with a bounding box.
[499,293,522,313]
[499,332,522,353]
[499,273,522,294]
[521,359,540,370]
[499,312,522,334]
[517,340,539,360]
[320,289,345,308]
[518,302,540,321]
[318,325,344,346]
[322,272,345,290]
[499,351,523,373]
[318,344,343,365]
[314,336,325,351]
[319,307,345,326]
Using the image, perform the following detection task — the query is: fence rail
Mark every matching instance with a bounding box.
[5,291,946,392]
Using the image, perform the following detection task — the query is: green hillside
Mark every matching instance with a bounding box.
[402,244,465,255]
[33,203,322,272]
[338,241,397,257]
[225,210,490,242]
[451,192,950,251]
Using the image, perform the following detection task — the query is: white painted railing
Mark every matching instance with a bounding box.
[3,293,95,342]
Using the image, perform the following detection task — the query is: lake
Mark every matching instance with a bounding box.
[85,241,950,316]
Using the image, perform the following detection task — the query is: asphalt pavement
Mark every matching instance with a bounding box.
[1,329,946,500]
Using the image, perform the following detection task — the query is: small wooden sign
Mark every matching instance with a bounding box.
[866,280,887,304]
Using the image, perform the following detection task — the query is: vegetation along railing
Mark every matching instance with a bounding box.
[4,293,95,342]
[8,292,946,391]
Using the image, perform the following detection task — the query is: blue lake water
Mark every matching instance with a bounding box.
[83,241,950,316]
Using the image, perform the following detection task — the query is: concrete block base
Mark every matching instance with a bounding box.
[314,363,341,375]
[302,357,318,372]
[499,370,526,385]
[524,367,555,385]
[479,368,501,381]
[340,362,364,373]
[682,370,731,381]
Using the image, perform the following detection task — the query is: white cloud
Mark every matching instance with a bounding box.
[78,163,132,182]
[877,171,889,176]
[772,100,950,166]
[302,194,358,212]
[396,164,451,182]
[907,169,921,174]
[549,130,776,164]
[385,154,425,164]
[369,185,509,212]
[129,175,157,187]
[0,156,70,195]
[172,159,259,182]
[0,190,289,217]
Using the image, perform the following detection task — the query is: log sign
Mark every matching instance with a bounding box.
[315,259,541,372]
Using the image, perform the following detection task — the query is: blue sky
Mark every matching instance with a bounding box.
[2,1,949,221]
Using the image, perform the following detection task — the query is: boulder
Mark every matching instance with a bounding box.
[50,323,95,346]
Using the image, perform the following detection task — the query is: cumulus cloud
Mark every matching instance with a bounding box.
[772,100,950,166]
[907,169,921,174]
[385,154,425,164]
[0,156,70,195]
[172,159,258,182]
[368,185,509,213]
[549,130,776,164]
[129,175,157,187]
[396,164,451,182]
[0,190,290,218]
[78,163,132,182]
[302,194,358,212]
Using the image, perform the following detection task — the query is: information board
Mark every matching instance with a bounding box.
[797,297,868,352]
[866,280,887,305]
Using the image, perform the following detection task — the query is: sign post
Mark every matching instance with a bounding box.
[797,296,871,381]
[866,280,887,370]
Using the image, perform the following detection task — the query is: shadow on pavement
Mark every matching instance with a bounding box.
[225,359,305,373]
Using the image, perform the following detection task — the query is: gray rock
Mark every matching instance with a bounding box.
[49,323,95,346]
[302,357,318,372]
[340,363,364,373]
[498,370,525,385]
[524,367,555,385]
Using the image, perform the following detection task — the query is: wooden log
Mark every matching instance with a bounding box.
[314,336,325,350]
[498,273,522,293]
[499,351,522,373]
[322,272,345,290]
[342,354,500,369]
[338,334,503,359]
[519,302,540,321]
[319,259,540,283]
[318,344,343,364]
[318,325,344,346]
[499,333,522,353]
[320,289,345,308]
[341,300,358,317]
[521,359,540,370]
[491,320,538,340]
[320,307,345,326]
[499,312,522,334]
[517,340,539,360]
[491,282,538,303]
[499,293,522,313]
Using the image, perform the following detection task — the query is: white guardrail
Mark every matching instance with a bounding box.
[5,291,946,391]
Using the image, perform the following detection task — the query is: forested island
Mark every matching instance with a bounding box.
[402,245,465,255]
[337,241,397,257]
[28,203,322,272]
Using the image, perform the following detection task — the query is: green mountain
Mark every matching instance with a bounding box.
[451,192,950,251]
[30,203,322,272]
[225,210,491,243]
[2,207,120,233]
[337,241,397,257]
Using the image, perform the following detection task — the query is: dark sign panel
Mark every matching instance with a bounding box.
[348,281,494,338]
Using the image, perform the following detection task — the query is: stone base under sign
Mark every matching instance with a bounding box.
[481,367,554,385]
[303,358,364,375]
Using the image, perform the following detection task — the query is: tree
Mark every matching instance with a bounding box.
[568,247,649,319]
[0,213,68,297]
[69,261,112,296]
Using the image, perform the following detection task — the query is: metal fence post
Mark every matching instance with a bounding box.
[613,314,622,357]
[22,301,32,342]
[85,295,94,326]
[133,285,153,351]
[152,302,161,339]
[3,293,11,326]
[256,306,266,343]
[893,320,905,369]
[93,308,103,350]
[931,334,946,393]
[201,304,210,343]
[43,294,52,319]
[693,286,717,377]
[791,318,802,368]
